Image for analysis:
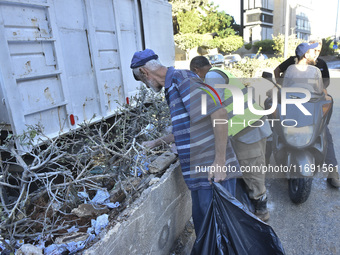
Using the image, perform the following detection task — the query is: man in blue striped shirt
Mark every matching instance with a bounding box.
[130,49,241,234]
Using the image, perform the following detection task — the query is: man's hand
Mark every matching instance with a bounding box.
[208,160,227,184]
[324,89,332,101]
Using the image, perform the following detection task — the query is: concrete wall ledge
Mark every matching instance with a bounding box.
[84,160,192,255]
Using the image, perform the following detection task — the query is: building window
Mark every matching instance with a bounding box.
[261,14,273,23]
[297,32,309,41]
[296,11,310,32]
[263,0,268,8]
[255,0,262,7]
[247,13,273,24]
[247,13,261,22]
[296,17,310,31]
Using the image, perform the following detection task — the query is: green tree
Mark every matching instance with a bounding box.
[177,9,201,33]
[169,0,208,14]
[199,5,236,38]
[170,0,243,54]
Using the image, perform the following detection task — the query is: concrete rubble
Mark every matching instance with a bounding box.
[148,152,177,174]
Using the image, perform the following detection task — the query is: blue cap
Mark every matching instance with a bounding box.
[130,49,158,69]
[295,43,319,58]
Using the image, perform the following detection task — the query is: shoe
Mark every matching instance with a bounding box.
[255,210,270,222]
[327,168,340,188]
[253,194,270,222]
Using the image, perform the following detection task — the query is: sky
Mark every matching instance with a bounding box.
[211,0,340,38]
[211,0,241,23]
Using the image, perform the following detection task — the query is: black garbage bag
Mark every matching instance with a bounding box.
[235,178,255,213]
[191,182,285,255]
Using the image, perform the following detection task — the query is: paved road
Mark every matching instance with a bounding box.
[265,67,340,255]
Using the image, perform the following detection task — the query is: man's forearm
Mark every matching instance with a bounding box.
[208,108,228,183]
[211,108,228,163]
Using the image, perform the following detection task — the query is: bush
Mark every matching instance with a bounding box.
[177,9,201,34]
[217,35,244,54]
[174,33,204,52]
[202,38,220,49]
[174,34,243,55]
[253,39,274,53]
[322,37,335,56]
[272,34,303,57]
[244,43,252,50]
[231,57,285,78]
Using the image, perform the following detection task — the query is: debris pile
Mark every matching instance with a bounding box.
[0,87,173,253]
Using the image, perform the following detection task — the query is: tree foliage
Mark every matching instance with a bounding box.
[170,0,243,54]
[169,0,208,14]
[176,9,201,33]
[172,0,237,37]
[198,5,236,38]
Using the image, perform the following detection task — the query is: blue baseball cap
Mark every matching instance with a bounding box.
[295,43,319,58]
[130,49,158,69]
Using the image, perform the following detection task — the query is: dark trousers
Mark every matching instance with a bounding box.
[191,178,236,235]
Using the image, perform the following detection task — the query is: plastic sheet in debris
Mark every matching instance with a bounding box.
[78,189,120,209]
[132,153,150,176]
[44,214,108,254]
[0,239,10,251]
[191,182,285,255]
[44,241,86,255]
[87,214,109,235]
[91,189,120,209]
